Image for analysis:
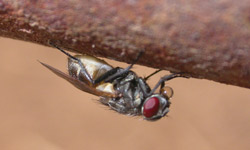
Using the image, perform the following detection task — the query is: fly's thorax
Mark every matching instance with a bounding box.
[107,71,146,116]
[67,54,113,83]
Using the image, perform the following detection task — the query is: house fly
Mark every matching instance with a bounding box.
[40,42,184,121]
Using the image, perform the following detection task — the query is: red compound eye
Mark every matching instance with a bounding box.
[143,97,160,118]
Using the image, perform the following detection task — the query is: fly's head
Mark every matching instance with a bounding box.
[141,86,173,121]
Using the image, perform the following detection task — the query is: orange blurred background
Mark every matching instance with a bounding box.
[0,38,249,150]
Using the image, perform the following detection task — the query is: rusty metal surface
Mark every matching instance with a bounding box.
[0,0,249,88]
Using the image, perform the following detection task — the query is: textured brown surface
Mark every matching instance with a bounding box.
[0,0,249,88]
[1,38,250,150]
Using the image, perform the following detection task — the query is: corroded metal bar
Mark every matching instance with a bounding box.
[0,0,249,88]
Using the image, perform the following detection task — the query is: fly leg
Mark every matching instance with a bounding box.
[49,42,94,84]
[93,67,121,84]
[139,73,186,97]
[94,51,144,84]
[144,69,162,81]
[105,51,143,82]
[148,73,186,96]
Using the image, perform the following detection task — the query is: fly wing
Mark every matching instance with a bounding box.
[39,61,117,98]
